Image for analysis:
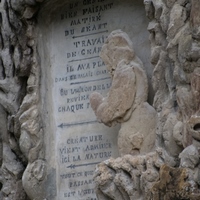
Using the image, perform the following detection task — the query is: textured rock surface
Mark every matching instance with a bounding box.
[94,153,161,199]
[0,0,200,199]
[90,30,157,156]
[91,0,200,199]
[151,164,200,200]
[0,0,44,199]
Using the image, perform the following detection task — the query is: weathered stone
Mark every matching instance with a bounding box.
[94,153,161,199]
[151,46,162,65]
[22,160,46,200]
[190,0,200,39]
[151,164,200,200]
[1,0,200,199]
[118,102,156,156]
[144,0,155,20]
[36,1,152,199]
[10,0,26,13]
[178,34,193,70]
[164,0,176,8]
[23,6,38,19]
[90,0,200,198]
[179,145,199,169]
[162,113,183,157]
[25,0,37,6]
[19,130,32,159]
[173,121,184,146]
[167,4,187,39]
[90,30,156,156]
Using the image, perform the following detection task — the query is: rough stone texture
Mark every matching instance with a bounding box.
[1,0,200,199]
[90,30,157,156]
[0,0,44,199]
[94,155,200,200]
[94,153,161,200]
[151,164,200,200]
[148,1,200,191]
[90,0,200,200]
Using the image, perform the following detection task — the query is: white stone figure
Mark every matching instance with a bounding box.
[90,30,157,156]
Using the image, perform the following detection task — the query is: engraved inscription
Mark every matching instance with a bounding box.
[46,0,150,199]
[51,0,119,199]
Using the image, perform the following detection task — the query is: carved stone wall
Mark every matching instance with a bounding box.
[0,0,44,199]
[93,0,200,200]
[146,0,200,172]
[0,0,200,200]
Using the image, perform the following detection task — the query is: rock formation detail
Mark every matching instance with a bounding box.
[90,30,157,157]
[0,0,45,199]
[90,0,200,199]
[0,0,200,199]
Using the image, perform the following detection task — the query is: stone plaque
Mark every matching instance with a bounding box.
[38,0,150,199]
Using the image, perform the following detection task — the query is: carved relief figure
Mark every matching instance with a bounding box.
[90,30,200,200]
[90,30,157,156]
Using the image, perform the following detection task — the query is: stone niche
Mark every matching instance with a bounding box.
[37,0,151,199]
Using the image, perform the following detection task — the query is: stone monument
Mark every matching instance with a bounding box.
[90,29,157,156]
[0,0,200,200]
